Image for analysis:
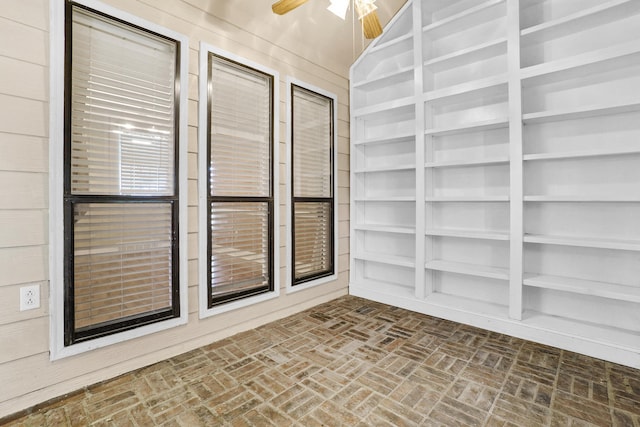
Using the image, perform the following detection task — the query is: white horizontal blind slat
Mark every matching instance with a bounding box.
[70,7,176,196]
[293,86,332,198]
[210,202,269,297]
[210,56,271,198]
[73,203,173,329]
[294,202,331,279]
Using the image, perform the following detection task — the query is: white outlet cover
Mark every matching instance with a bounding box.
[20,284,40,311]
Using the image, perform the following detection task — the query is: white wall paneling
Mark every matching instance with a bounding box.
[0,0,364,418]
[350,0,640,368]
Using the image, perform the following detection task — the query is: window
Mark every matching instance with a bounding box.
[50,0,189,356]
[198,44,279,315]
[288,81,337,288]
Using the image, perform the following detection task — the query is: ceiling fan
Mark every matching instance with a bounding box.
[272,0,383,39]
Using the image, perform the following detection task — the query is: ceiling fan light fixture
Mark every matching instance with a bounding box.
[271,0,383,40]
[361,10,382,38]
[355,0,377,19]
[272,0,310,14]
[327,0,350,20]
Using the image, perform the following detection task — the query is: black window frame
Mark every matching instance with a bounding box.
[290,83,336,286]
[63,1,182,346]
[206,53,276,307]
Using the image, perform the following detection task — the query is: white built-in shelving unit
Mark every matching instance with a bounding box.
[350,0,640,368]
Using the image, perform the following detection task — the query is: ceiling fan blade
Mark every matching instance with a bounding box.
[272,0,310,15]
[361,10,383,39]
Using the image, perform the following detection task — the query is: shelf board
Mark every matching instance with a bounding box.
[354,196,416,202]
[353,96,415,117]
[425,117,509,137]
[426,228,509,241]
[424,74,508,103]
[424,38,507,71]
[521,40,640,82]
[523,147,640,161]
[524,195,640,202]
[353,164,415,174]
[523,273,640,303]
[425,195,509,202]
[523,101,640,124]
[353,132,415,147]
[426,292,509,319]
[524,233,640,251]
[425,259,509,280]
[350,278,415,299]
[353,224,415,234]
[353,66,414,90]
[369,32,413,54]
[521,0,639,44]
[425,156,509,168]
[522,311,640,351]
[353,251,415,268]
[423,0,506,37]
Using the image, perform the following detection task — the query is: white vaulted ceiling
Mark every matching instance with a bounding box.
[182,0,408,76]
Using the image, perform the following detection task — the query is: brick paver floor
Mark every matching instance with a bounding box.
[3,295,640,426]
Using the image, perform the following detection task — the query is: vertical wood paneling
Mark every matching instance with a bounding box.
[188,180,198,206]
[0,57,47,101]
[0,317,49,364]
[0,95,47,137]
[0,133,47,173]
[188,99,198,127]
[188,206,198,233]
[0,172,47,209]
[188,153,198,180]
[188,126,198,153]
[188,259,198,287]
[0,246,47,287]
[1,0,48,30]
[0,210,47,248]
[338,253,349,273]
[0,17,47,64]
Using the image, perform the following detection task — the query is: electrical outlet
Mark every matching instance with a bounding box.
[20,284,40,311]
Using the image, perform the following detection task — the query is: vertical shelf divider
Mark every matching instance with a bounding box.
[414,0,427,299]
[507,0,523,320]
[348,109,360,287]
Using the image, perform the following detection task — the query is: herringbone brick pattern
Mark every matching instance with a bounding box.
[3,296,640,426]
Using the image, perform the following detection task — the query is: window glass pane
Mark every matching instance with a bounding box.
[210,202,270,298]
[294,202,331,280]
[73,202,173,330]
[292,86,332,198]
[210,55,272,197]
[70,7,176,196]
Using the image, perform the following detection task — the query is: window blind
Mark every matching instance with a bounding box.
[70,7,175,196]
[208,54,273,304]
[294,202,331,278]
[73,203,172,329]
[291,85,334,284]
[65,5,180,344]
[210,202,269,298]
[293,88,332,198]
[210,58,271,198]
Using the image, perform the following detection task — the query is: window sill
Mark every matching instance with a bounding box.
[50,315,187,361]
[286,273,338,294]
[198,288,280,319]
